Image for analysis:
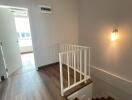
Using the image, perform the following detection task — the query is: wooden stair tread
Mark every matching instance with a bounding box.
[73,98,79,100]
[92,96,115,100]
[64,79,92,97]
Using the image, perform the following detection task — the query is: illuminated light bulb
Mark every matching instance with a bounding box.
[111,32,116,41]
[111,29,119,41]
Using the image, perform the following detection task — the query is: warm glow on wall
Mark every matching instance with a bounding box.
[111,29,119,41]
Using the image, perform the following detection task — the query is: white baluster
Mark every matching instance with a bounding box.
[59,53,64,96]
[84,49,87,82]
[80,50,82,81]
[67,53,70,87]
[88,48,91,78]
[74,52,76,83]
[72,45,74,68]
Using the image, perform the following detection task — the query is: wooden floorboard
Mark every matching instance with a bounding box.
[0,63,91,100]
[0,64,67,100]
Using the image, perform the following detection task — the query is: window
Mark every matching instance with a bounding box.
[15,17,32,47]
[15,17,31,40]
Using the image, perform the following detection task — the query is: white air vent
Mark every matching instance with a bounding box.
[39,5,52,14]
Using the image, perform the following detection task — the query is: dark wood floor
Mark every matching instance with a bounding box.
[0,64,68,100]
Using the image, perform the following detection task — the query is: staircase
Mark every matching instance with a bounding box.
[73,96,114,100]
[59,44,92,99]
[65,79,92,100]
[64,79,92,97]
[58,44,116,100]
[92,96,115,100]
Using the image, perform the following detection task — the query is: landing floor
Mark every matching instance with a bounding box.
[0,64,66,100]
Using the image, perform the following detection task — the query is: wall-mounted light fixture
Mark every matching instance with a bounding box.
[111,28,119,41]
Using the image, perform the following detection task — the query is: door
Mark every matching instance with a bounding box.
[0,44,7,79]
[0,8,22,75]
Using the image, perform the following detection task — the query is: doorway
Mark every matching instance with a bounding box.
[13,8,36,74]
[0,5,36,76]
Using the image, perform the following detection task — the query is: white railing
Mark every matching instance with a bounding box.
[59,44,91,96]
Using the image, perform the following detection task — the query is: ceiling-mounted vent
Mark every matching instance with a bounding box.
[39,5,52,14]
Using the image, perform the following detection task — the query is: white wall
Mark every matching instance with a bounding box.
[79,0,132,98]
[0,0,79,67]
